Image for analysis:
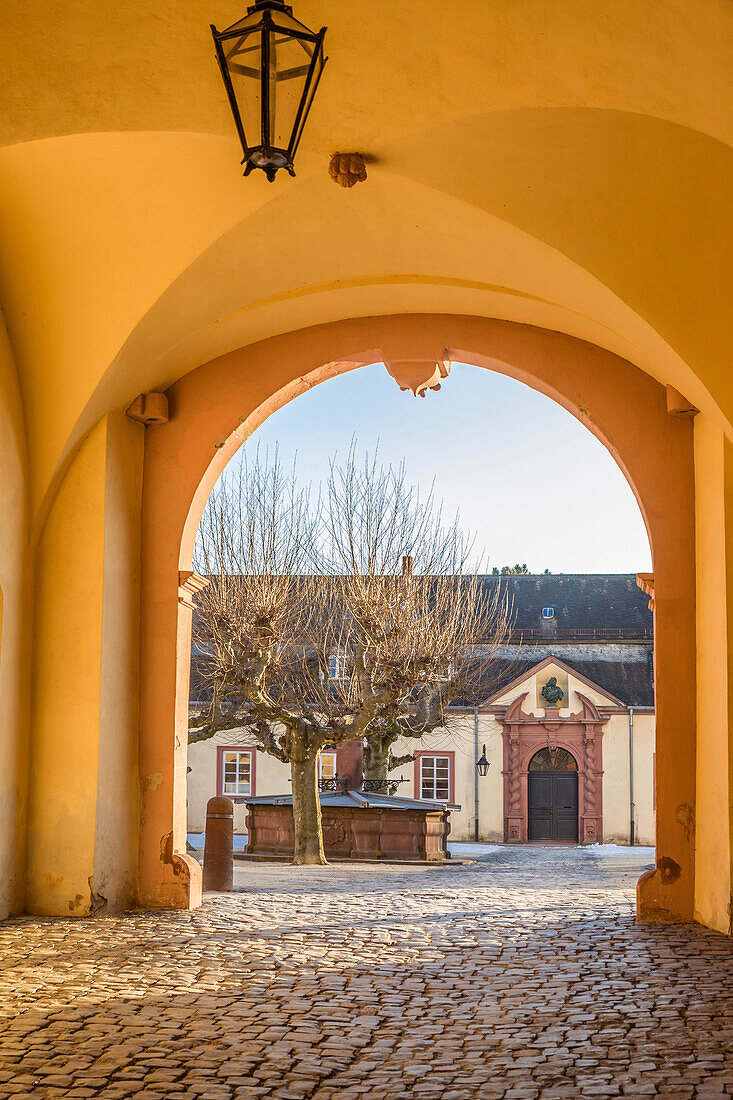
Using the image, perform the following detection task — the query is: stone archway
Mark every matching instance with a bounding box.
[502,693,606,844]
[137,314,695,923]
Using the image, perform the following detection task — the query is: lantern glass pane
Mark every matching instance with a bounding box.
[291,46,325,155]
[268,30,314,150]
[223,29,263,151]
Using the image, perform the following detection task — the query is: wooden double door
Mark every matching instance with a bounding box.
[528,770,579,842]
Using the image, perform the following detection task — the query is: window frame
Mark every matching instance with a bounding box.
[541,606,555,619]
[216,745,257,801]
[413,750,455,804]
[328,652,351,681]
[319,750,338,782]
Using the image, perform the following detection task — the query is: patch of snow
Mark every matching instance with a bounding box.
[187,833,248,850]
[448,842,501,857]
[578,843,655,858]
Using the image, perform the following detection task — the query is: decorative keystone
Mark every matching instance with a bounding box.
[383,357,451,398]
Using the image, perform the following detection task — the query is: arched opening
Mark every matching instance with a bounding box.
[185,364,653,858]
[528,748,579,843]
[138,314,695,922]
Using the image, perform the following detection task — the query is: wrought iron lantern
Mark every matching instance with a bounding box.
[476,745,490,777]
[211,0,327,181]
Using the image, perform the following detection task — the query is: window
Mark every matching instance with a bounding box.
[219,748,254,797]
[528,747,577,772]
[328,653,347,680]
[418,754,452,802]
[319,751,337,782]
[542,607,555,619]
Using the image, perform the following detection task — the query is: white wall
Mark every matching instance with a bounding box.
[187,715,505,843]
[601,711,655,846]
[391,715,504,842]
[187,731,290,834]
[187,705,655,846]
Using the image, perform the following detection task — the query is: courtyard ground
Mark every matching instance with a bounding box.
[1,845,731,1099]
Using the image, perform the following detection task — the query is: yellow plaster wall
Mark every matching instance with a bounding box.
[693,416,733,934]
[0,132,254,519]
[26,419,108,915]
[476,717,507,842]
[186,706,655,847]
[25,414,143,916]
[93,413,144,912]
[0,0,731,929]
[187,733,293,835]
[726,439,733,934]
[187,736,221,834]
[0,1,731,530]
[0,311,29,918]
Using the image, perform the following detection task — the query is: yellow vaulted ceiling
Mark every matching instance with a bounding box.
[0,0,731,520]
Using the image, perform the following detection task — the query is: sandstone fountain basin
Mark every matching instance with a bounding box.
[241,787,459,862]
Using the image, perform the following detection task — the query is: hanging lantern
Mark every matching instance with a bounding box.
[476,745,490,777]
[211,1,327,181]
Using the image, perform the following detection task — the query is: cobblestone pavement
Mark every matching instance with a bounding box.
[1,845,732,1099]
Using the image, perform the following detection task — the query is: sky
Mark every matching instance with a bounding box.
[217,361,652,575]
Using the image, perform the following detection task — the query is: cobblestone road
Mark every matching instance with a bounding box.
[1,846,732,1099]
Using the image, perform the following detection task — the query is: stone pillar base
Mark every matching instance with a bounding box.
[637,859,689,923]
[138,844,202,910]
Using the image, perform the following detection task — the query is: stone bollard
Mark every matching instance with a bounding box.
[203,795,234,891]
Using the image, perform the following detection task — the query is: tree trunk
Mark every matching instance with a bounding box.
[362,734,392,785]
[291,750,327,865]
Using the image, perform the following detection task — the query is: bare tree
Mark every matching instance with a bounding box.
[319,449,510,787]
[190,447,511,864]
[191,453,368,864]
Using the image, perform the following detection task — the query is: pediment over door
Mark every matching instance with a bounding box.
[486,653,626,717]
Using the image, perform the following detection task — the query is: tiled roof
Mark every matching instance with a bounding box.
[481,573,652,633]
[483,643,654,708]
[191,574,655,708]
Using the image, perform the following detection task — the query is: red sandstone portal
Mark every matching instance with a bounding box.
[138,314,696,923]
[501,693,606,844]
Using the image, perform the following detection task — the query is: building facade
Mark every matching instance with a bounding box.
[188,575,655,847]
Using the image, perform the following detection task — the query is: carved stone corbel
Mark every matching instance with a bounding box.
[126,392,169,425]
[666,385,698,418]
[637,572,655,611]
[178,571,209,610]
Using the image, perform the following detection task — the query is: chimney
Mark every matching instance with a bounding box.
[402,555,414,576]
